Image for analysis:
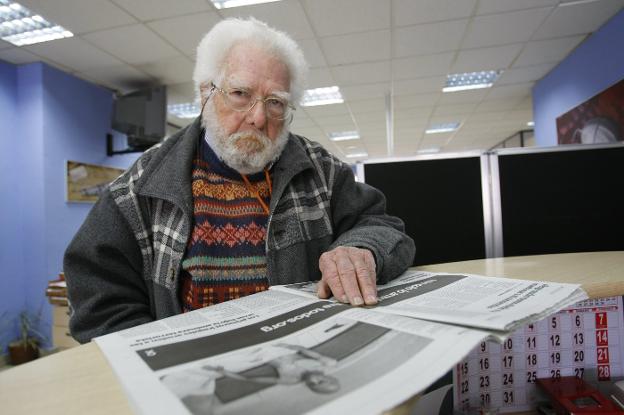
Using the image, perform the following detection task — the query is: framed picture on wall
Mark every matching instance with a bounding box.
[556,77,624,145]
[65,161,124,203]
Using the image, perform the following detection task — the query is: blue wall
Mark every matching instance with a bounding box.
[533,10,624,146]
[0,61,140,350]
[0,61,23,345]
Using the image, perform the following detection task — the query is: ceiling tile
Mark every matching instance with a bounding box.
[0,47,41,64]
[438,88,488,104]
[392,0,477,26]
[138,56,195,84]
[393,93,440,109]
[353,110,386,126]
[307,67,336,88]
[347,98,386,113]
[111,0,210,21]
[467,111,505,122]
[497,62,556,85]
[303,103,350,118]
[24,37,123,72]
[392,53,454,80]
[532,0,624,40]
[303,0,390,37]
[340,83,391,100]
[394,107,433,123]
[433,103,477,117]
[221,1,315,40]
[297,38,327,68]
[76,64,155,92]
[148,13,222,57]
[486,82,533,99]
[83,24,180,65]
[463,7,552,48]
[19,0,136,35]
[308,114,355,128]
[321,30,391,65]
[451,43,524,73]
[476,0,559,15]
[332,61,391,86]
[476,97,524,112]
[393,76,446,95]
[513,35,585,66]
[393,19,468,57]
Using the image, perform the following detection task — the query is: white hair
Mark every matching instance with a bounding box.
[193,17,308,106]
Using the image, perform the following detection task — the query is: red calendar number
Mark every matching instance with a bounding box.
[595,312,608,328]
[596,329,609,346]
[597,347,610,364]
[598,364,611,381]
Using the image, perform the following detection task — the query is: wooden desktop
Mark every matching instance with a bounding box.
[1,251,622,415]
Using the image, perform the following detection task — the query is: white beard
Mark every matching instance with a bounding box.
[201,101,289,175]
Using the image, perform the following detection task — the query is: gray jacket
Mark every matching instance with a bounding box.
[64,118,415,343]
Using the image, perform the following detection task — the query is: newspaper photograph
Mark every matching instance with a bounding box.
[273,271,588,332]
[95,290,494,415]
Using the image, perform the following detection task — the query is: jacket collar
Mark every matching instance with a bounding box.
[134,117,201,217]
[134,117,314,216]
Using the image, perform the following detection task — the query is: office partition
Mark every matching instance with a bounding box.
[362,154,487,266]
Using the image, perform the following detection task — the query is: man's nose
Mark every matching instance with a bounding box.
[246,99,267,129]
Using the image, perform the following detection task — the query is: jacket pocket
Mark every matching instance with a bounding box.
[269,206,332,250]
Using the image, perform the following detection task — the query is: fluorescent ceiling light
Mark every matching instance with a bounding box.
[559,0,601,7]
[210,0,282,9]
[0,0,73,46]
[301,86,344,107]
[168,103,200,119]
[527,121,535,127]
[329,131,359,141]
[345,151,368,158]
[425,122,460,134]
[417,147,440,154]
[443,70,502,93]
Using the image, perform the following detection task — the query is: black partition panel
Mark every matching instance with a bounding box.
[498,147,624,257]
[364,157,485,266]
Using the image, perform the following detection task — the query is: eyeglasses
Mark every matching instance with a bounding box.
[210,83,295,121]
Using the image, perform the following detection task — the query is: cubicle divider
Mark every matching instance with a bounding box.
[359,142,624,265]
[360,152,487,266]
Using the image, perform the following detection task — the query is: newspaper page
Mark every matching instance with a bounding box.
[95,289,495,415]
[272,271,588,333]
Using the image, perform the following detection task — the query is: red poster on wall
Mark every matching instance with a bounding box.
[556,78,624,144]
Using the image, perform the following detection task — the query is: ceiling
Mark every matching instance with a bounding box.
[1,0,622,161]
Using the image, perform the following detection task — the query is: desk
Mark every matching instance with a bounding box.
[1,252,622,415]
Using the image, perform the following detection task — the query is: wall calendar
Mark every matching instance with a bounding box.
[454,296,624,413]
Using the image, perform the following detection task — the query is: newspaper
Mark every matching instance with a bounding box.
[273,271,588,333]
[95,272,587,415]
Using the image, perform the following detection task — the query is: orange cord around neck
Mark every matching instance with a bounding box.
[241,169,272,215]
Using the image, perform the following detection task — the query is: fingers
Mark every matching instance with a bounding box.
[318,246,378,306]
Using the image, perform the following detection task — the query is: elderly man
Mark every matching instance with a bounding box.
[64,18,415,343]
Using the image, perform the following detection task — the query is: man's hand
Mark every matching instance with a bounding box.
[318,246,377,306]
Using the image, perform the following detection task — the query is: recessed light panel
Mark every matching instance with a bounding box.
[301,86,344,107]
[425,122,460,134]
[168,103,200,119]
[443,70,502,93]
[345,151,368,159]
[0,1,73,46]
[210,0,282,9]
[329,131,359,141]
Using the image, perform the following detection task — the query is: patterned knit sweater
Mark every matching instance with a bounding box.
[179,138,270,311]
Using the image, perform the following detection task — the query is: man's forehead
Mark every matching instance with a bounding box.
[225,74,291,98]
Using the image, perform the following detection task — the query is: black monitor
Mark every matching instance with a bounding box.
[111,86,167,150]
